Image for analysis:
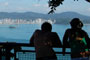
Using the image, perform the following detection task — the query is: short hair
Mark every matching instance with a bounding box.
[41,22,52,32]
[70,18,83,28]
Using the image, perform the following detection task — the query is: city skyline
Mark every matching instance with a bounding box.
[0,0,90,16]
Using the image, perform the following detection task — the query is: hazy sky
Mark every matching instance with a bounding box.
[0,0,90,16]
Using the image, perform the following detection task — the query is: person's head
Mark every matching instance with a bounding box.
[70,18,83,29]
[41,22,52,32]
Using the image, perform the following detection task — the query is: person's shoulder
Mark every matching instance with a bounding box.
[65,28,71,32]
[51,32,57,34]
[33,29,41,34]
[35,29,41,32]
[66,28,71,30]
[50,32,59,36]
[48,32,59,38]
[81,29,87,34]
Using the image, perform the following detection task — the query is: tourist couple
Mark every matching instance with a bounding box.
[29,18,90,60]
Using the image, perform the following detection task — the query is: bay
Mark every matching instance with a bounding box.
[0,24,89,43]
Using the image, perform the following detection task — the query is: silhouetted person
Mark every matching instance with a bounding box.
[63,18,90,60]
[30,22,62,60]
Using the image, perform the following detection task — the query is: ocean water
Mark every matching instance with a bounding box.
[0,24,90,43]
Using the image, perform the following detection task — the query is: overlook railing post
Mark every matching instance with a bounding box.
[14,48,17,60]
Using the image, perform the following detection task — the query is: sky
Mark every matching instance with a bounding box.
[0,0,90,16]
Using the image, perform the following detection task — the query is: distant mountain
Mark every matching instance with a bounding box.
[0,12,90,24]
[50,12,90,24]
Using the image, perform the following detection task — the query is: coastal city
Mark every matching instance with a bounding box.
[0,18,56,24]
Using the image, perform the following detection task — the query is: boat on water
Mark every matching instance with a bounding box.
[9,26,16,28]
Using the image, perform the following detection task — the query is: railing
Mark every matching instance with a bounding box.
[0,42,90,60]
[16,49,90,60]
[16,48,71,60]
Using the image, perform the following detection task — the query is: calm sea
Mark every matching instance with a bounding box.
[0,24,90,43]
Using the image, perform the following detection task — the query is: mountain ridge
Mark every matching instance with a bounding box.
[0,11,90,24]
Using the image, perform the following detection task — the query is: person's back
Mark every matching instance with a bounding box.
[33,30,61,58]
[64,28,89,58]
[30,22,62,60]
[63,18,90,60]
